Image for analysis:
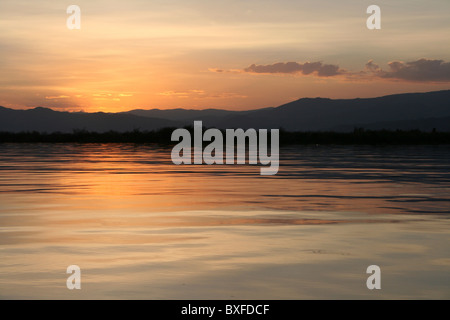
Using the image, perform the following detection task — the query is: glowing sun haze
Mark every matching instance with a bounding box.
[0,0,449,112]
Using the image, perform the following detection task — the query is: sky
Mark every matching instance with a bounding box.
[0,0,449,112]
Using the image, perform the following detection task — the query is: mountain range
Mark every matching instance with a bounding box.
[1,90,450,133]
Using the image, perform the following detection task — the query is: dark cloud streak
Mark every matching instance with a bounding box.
[219,58,450,82]
[244,61,343,77]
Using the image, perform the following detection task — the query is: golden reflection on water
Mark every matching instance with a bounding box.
[0,144,450,299]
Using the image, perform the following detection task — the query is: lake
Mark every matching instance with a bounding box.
[0,143,449,299]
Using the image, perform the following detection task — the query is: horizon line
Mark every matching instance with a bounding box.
[2,88,450,114]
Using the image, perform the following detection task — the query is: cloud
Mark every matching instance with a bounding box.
[371,58,450,82]
[158,89,246,99]
[90,92,134,101]
[158,90,205,98]
[45,95,70,100]
[212,58,450,83]
[208,68,242,74]
[243,61,343,77]
[365,59,380,72]
[92,93,113,97]
[206,92,248,99]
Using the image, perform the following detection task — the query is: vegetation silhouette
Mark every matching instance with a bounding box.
[1,127,450,145]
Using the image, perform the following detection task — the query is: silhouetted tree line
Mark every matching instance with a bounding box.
[278,128,450,145]
[0,127,449,145]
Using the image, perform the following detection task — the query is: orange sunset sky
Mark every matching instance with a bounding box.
[0,0,449,112]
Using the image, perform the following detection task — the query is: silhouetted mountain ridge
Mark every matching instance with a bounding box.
[1,90,449,132]
[0,107,181,133]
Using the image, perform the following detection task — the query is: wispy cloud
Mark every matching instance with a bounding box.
[45,95,70,100]
[158,90,205,98]
[158,89,246,100]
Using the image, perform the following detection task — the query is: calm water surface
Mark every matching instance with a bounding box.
[0,143,449,299]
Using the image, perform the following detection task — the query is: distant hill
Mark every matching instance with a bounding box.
[124,108,237,122]
[0,107,181,133]
[1,90,450,132]
[202,90,450,131]
[126,90,450,131]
